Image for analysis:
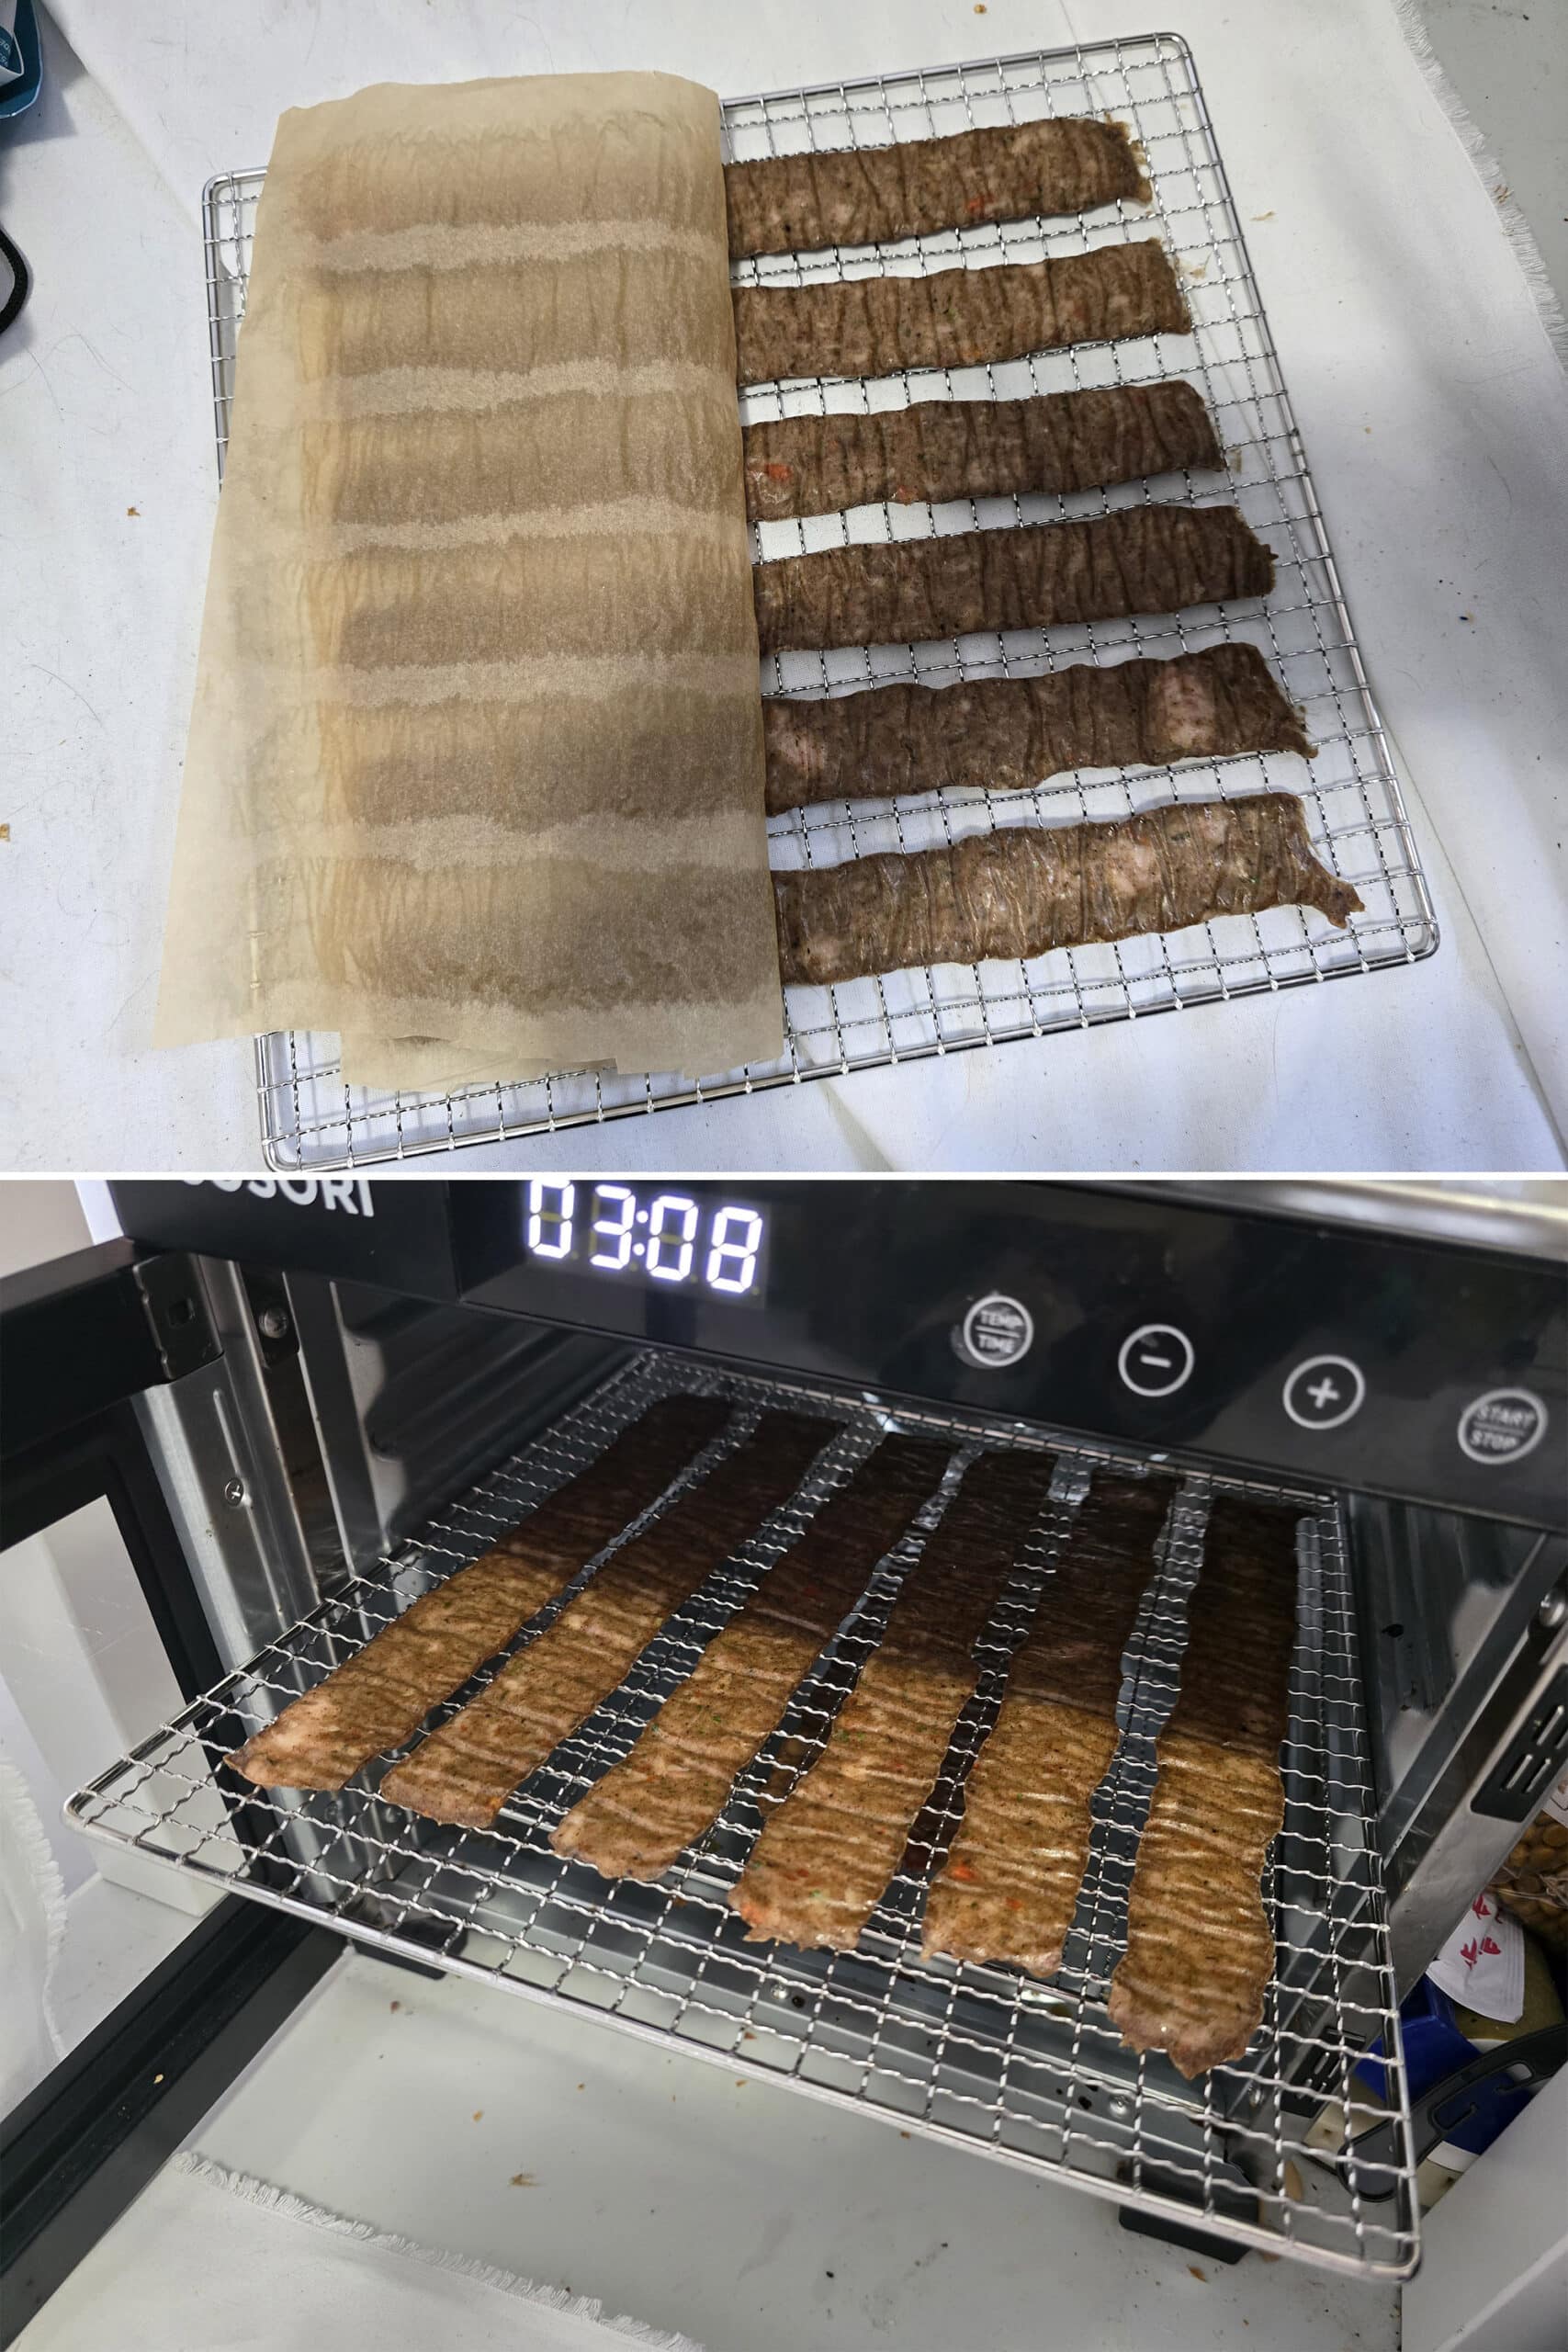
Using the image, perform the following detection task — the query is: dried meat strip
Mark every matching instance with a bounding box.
[728,1447,1056,1950]
[551,1434,953,1882]
[725,118,1149,260]
[380,1412,830,1827]
[1162,1498,1301,1760]
[733,242,1188,387]
[921,1475,1170,1978]
[230,1394,729,1792]
[752,503,1272,655]
[744,382,1218,522]
[1107,1497,1302,2076]
[762,644,1311,816]
[774,793,1362,989]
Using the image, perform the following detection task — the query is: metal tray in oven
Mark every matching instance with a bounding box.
[202,33,1436,1170]
[72,1354,1419,2278]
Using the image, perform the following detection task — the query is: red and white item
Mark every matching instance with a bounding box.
[1427,1889,1525,2024]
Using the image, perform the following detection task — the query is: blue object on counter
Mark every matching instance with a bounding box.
[1357,1978,1537,2158]
[0,0,42,120]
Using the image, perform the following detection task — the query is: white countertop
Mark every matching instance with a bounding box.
[17,1948,1403,2352]
[3,0,1564,1172]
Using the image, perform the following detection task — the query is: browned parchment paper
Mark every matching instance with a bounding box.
[154,73,784,1085]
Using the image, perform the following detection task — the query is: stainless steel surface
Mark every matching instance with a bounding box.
[1355,1503,1561,1855]
[1350,1493,1568,1990]
[132,1259,329,1671]
[284,1274,628,1565]
[73,1351,1418,2277]
[198,33,1435,1169]
[1119,1180,1568,1261]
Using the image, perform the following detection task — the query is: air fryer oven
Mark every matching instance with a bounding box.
[5,1179,1564,2327]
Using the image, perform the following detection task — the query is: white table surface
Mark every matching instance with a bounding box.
[3,0,1564,1174]
[17,1949,1402,2352]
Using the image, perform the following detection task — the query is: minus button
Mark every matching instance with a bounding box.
[1118,1324,1196,1399]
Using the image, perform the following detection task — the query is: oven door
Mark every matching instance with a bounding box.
[0,1235,343,2342]
[0,1227,626,2343]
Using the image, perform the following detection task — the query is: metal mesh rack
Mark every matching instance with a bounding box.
[73,1351,1417,2278]
[201,31,1435,1169]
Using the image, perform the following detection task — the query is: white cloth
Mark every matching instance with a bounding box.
[14,2153,703,2352]
[5,0,1565,1170]
[0,1745,66,2110]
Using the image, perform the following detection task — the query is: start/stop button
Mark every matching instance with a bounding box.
[1457,1388,1548,1466]
[954,1294,1034,1370]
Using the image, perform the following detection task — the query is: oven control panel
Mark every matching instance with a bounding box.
[475,1182,1564,1527]
[109,1180,1566,1532]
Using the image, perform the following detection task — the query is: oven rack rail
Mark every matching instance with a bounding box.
[196,30,1435,1167]
[70,1352,1419,2278]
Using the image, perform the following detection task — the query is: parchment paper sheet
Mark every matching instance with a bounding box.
[153,71,784,1086]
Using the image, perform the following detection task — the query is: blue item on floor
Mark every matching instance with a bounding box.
[0,0,41,119]
[1357,1977,1536,2157]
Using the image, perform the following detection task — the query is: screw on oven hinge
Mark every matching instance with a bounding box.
[222,1478,248,1509]
[256,1306,290,1341]
[1539,1589,1567,1633]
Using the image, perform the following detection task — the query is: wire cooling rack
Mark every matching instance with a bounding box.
[202,32,1436,1169]
[72,1352,1417,2277]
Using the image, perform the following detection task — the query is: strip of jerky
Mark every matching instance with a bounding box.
[1107,1496,1302,2076]
[734,242,1189,386]
[725,118,1149,260]
[752,504,1271,655]
[921,1474,1171,1977]
[230,1394,729,1792]
[728,1446,1057,1950]
[744,382,1218,522]
[551,1434,954,1881]
[763,645,1311,815]
[775,793,1362,989]
[381,1412,831,1827]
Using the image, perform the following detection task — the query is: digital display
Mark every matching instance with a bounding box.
[524,1182,768,1302]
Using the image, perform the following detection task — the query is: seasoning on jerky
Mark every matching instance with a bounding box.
[734,241,1189,386]
[380,1413,830,1828]
[774,794,1362,989]
[752,504,1272,655]
[230,1394,729,1792]
[762,644,1312,815]
[744,381,1219,522]
[1107,1495,1302,2076]
[728,1447,1056,1951]
[922,1474,1171,1977]
[725,117,1150,260]
[552,1434,954,1882]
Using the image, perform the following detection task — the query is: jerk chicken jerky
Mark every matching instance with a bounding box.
[752,504,1273,654]
[734,241,1188,384]
[762,645,1312,813]
[726,117,1149,258]
[744,382,1219,521]
[773,794,1362,988]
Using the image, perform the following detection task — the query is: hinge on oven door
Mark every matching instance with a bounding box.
[1,1241,224,1460]
[131,1251,222,1383]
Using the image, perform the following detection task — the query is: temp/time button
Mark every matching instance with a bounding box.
[1457,1388,1549,1467]
[956,1293,1035,1370]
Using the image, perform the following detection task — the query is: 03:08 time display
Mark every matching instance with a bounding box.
[525,1182,767,1299]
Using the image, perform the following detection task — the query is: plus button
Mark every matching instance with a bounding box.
[1282,1355,1367,1432]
